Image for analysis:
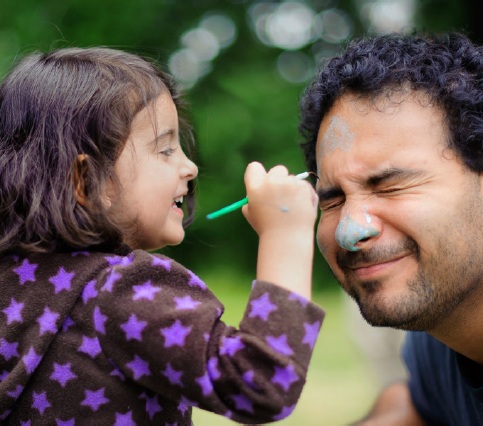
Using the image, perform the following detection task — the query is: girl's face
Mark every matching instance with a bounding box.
[112,92,198,250]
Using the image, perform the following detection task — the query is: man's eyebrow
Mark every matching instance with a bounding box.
[316,186,345,202]
[366,167,425,187]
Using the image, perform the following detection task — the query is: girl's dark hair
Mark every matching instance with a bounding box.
[299,32,483,175]
[0,47,196,255]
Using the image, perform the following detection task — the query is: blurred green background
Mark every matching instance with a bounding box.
[1,0,480,424]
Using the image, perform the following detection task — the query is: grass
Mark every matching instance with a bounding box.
[191,268,382,426]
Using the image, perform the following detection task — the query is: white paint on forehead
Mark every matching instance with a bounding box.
[319,116,355,158]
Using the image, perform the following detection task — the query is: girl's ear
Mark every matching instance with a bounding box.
[73,154,89,207]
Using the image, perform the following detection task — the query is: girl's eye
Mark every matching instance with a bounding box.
[320,199,344,211]
[159,147,176,157]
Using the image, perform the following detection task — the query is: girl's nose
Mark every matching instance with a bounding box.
[181,152,198,180]
[335,206,380,251]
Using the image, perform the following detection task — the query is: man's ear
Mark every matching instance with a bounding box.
[73,154,89,207]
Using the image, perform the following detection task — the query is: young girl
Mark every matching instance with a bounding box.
[0,47,323,425]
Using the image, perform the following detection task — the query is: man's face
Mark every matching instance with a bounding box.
[315,92,483,332]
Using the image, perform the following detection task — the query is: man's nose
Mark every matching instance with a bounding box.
[335,205,380,251]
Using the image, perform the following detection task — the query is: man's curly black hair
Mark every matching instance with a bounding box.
[299,32,483,175]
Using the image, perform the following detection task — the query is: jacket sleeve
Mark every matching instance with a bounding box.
[94,249,325,423]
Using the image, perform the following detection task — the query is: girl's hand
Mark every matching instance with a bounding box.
[241,162,318,237]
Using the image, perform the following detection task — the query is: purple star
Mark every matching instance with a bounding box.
[160,320,191,348]
[20,421,30,426]
[243,370,255,386]
[82,280,98,304]
[248,293,277,321]
[174,295,200,311]
[133,281,161,301]
[7,384,23,398]
[162,363,183,386]
[32,391,51,414]
[114,411,135,425]
[23,347,42,374]
[13,259,38,284]
[50,362,77,387]
[144,394,162,419]
[207,357,221,380]
[220,335,244,356]
[302,321,321,349]
[195,372,213,396]
[266,334,293,356]
[101,270,122,292]
[0,338,19,361]
[0,370,9,380]
[0,410,12,421]
[93,306,107,334]
[37,307,60,335]
[230,393,254,413]
[62,316,75,332]
[272,363,299,391]
[3,298,24,324]
[56,419,75,426]
[81,388,109,411]
[188,271,207,290]
[152,256,171,270]
[49,267,75,293]
[126,355,151,380]
[104,255,122,266]
[78,336,102,358]
[273,404,296,420]
[110,366,126,381]
[178,396,196,413]
[121,314,147,341]
[288,292,309,307]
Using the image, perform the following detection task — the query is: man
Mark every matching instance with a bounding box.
[299,32,483,424]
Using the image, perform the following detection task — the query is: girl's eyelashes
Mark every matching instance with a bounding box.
[159,147,177,157]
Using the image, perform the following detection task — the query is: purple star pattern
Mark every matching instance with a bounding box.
[162,363,183,385]
[56,419,75,426]
[188,271,207,290]
[23,347,42,374]
[49,267,75,293]
[243,370,255,386]
[50,362,77,387]
[272,364,299,391]
[104,255,122,266]
[81,388,109,411]
[101,270,122,292]
[7,384,23,398]
[13,259,38,284]
[174,295,200,311]
[62,316,74,332]
[160,320,192,348]
[0,370,9,380]
[20,421,30,426]
[152,256,171,270]
[195,372,213,396]
[78,336,102,358]
[114,411,135,425]
[0,410,12,421]
[32,391,51,414]
[3,298,24,324]
[266,334,293,356]
[71,250,89,256]
[248,293,277,320]
[272,404,296,420]
[82,280,98,304]
[126,355,151,380]
[207,357,221,380]
[110,366,126,381]
[37,307,60,335]
[288,292,309,307]
[121,314,147,341]
[302,321,321,349]
[133,281,161,301]
[178,396,196,413]
[0,338,19,361]
[220,335,244,356]
[93,306,107,334]
[230,393,254,413]
[144,394,162,419]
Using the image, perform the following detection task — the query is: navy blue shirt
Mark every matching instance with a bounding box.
[403,331,483,425]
